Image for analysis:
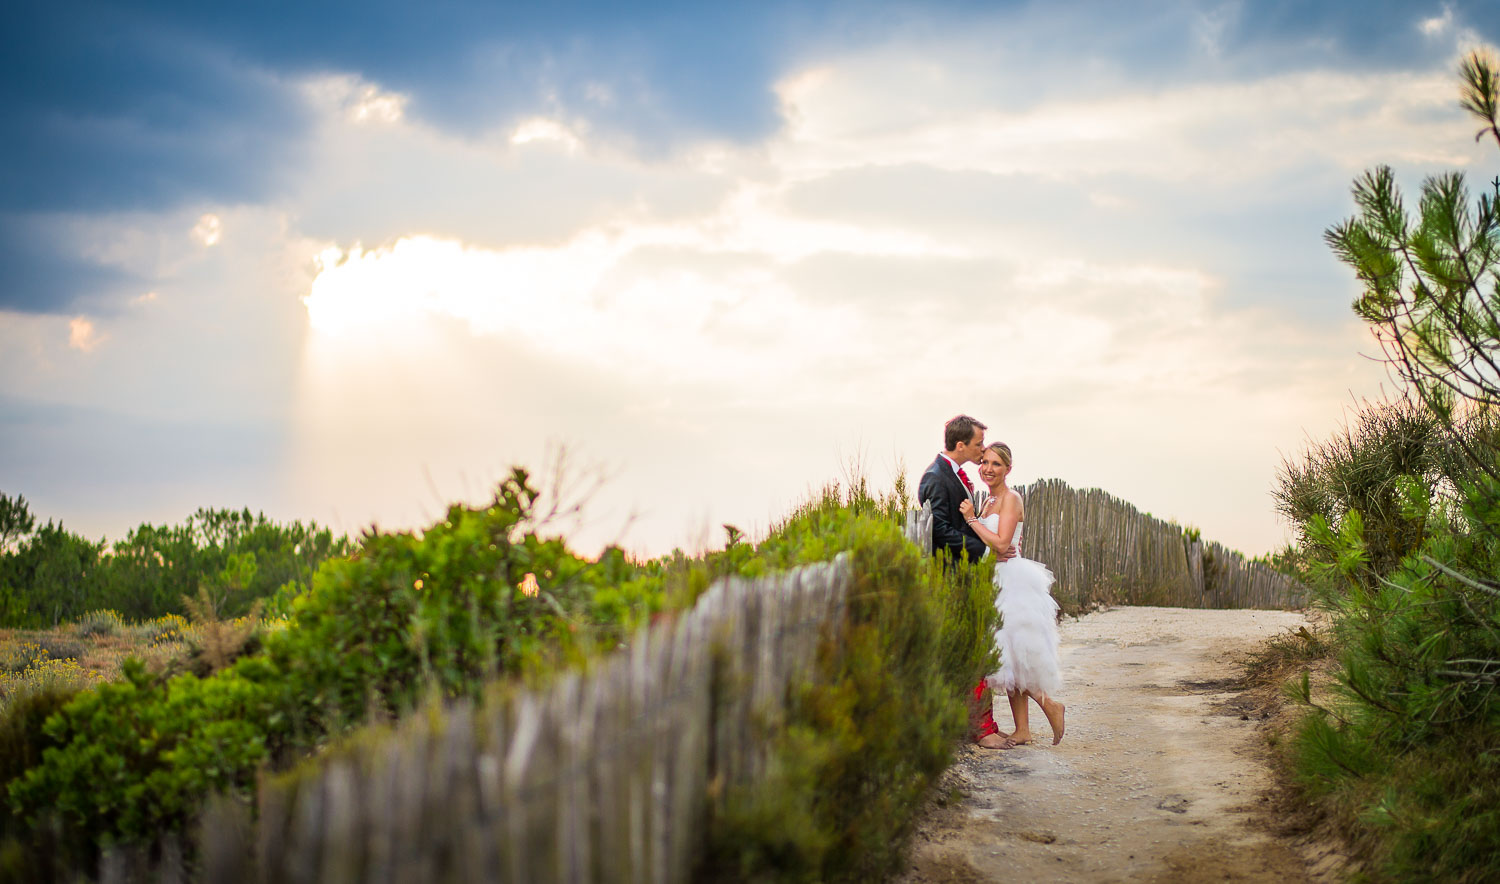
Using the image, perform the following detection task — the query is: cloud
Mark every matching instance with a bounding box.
[0,204,317,427]
[1421,6,1456,36]
[0,2,788,313]
[7,0,1500,556]
[9,0,1498,317]
[190,214,222,248]
[773,61,1478,184]
[0,215,142,313]
[66,317,103,352]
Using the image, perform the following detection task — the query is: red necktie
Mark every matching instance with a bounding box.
[957,468,974,492]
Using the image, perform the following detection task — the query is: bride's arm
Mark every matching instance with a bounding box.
[961,496,1021,556]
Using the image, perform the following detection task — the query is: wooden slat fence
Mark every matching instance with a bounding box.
[160,555,850,884]
[905,478,1306,610]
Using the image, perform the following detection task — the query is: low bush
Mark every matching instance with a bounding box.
[1301,505,1500,875]
[31,635,84,665]
[1277,472,1500,880]
[1,468,666,876]
[75,609,123,638]
[0,657,102,714]
[1240,625,1331,685]
[0,638,102,718]
[6,657,281,876]
[0,644,42,676]
[702,481,995,882]
[128,613,188,644]
[0,681,83,838]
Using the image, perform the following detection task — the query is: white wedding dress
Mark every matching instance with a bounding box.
[980,515,1062,698]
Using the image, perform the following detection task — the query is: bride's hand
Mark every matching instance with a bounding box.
[959,499,975,519]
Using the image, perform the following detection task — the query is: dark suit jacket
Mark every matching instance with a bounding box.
[917,454,986,562]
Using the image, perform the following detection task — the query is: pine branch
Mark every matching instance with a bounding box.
[1419,554,1500,596]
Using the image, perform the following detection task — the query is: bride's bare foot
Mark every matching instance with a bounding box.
[977,732,1016,749]
[1008,730,1033,745]
[1041,698,1066,744]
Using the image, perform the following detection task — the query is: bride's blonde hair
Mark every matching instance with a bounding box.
[986,442,1012,469]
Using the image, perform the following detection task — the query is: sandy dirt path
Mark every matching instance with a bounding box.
[899,606,1340,883]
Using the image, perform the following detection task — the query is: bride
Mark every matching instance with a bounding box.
[959,442,1066,746]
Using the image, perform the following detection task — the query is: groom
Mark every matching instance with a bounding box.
[918,414,989,562]
[920,414,1014,749]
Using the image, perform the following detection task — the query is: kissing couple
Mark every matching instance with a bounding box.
[917,414,1066,750]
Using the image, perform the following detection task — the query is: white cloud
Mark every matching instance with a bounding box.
[510,117,585,153]
[301,74,409,124]
[301,228,866,389]
[67,317,104,352]
[1419,6,1454,36]
[191,213,222,247]
[772,61,1479,183]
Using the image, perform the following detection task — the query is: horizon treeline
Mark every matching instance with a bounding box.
[0,493,353,627]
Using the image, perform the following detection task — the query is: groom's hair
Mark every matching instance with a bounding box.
[944,415,986,451]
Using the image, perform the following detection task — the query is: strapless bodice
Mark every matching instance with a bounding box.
[980,514,1022,552]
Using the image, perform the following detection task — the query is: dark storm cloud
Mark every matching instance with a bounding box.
[0,216,141,314]
[0,0,813,313]
[0,0,817,216]
[1220,0,1493,61]
[3,0,1497,314]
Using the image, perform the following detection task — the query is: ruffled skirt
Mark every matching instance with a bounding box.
[986,556,1062,698]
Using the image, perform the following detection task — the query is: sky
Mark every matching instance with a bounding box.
[3,0,1498,558]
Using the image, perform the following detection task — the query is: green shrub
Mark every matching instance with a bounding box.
[0,644,42,676]
[0,678,84,882]
[703,481,995,882]
[1274,397,1455,583]
[0,656,101,716]
[259,472,651,740]
[1284,49,1500,878]
[32,636,84,664]
[128,613,188,644]
[2,468,664,866]
[75,609,123,638]
[1283,475,1500,880]
[6,658,279,874]
[0,680,80,794]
